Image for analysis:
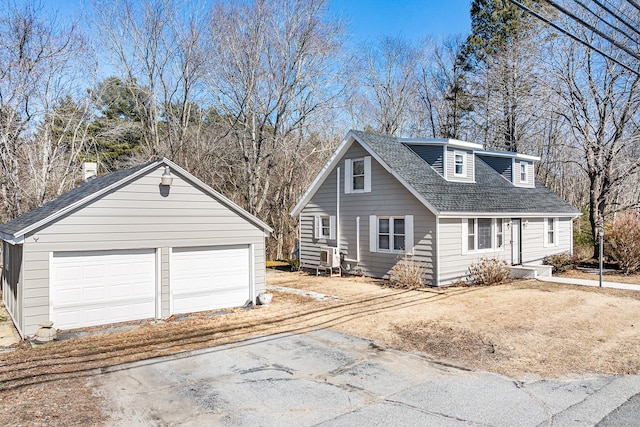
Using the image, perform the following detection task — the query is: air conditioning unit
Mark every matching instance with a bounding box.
[319,246,340,268]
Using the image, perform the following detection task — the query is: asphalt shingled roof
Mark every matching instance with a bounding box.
[350,130,579,215]
[0,160,158,237]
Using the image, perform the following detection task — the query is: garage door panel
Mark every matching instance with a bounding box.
[51,249,156,330]
[171,245,250,314]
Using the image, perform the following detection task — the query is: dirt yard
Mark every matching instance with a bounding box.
[1,272,640,425]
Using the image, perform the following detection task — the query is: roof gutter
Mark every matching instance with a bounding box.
[439,212,582,219]
[0,232,24,245]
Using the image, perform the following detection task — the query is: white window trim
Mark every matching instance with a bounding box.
[344,156,371,194]
[544,217,559,247]
[314,215,336,240]
[462,218,505,254]
[369,215,413,254]
[453,151,467,177]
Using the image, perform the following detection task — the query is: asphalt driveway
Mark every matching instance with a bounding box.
[94,329,640,426]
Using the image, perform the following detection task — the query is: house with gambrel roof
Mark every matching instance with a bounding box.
[291,130,580,285]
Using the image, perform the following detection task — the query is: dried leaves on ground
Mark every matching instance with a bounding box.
[1,272,640,425]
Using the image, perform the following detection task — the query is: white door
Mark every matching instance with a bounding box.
[512,219,522,265]
[171,245,251,314]
[51,249,156,330]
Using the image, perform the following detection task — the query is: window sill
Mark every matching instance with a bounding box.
[377,249,406,255]
[463,247,505,255]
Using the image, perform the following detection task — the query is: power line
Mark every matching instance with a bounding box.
[625,0,640,13]
[596,0,640,38]
[572,0,639,45]
[543,0,640,61]
[508,0,640,75]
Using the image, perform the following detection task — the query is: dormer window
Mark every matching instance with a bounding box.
[519,162,528,183]
[454,152,466,177]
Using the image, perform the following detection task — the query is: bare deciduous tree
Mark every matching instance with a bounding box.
[0,1,93,220]
[203,0,345,232]
[550,35,640,256]
[355,36,419,136]
[92,0,208,167]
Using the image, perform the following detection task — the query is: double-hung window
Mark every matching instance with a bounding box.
[352,159,365,191]
[454,152,466,177]
[345,157,371,193]
[464,218,505,253]
[321,217,331,239]
[314,215,336,240]
[370,215,413,254]
[520,162,528,183]
[377,217,405,251]
[544,217,558,247]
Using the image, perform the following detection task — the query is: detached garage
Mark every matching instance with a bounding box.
[0,158,272,338]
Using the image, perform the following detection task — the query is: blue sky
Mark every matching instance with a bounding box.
[44,0,472,42]
[331,0,472,42]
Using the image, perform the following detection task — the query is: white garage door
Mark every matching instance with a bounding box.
[51,249,156,330]
[171,245,251,314]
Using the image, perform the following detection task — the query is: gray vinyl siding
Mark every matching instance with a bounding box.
[406,144,444,175]
[300,142,436,284]
[18,166,266,336]
[161,247,170,317]
[439,216,573,283]
[514,160,535,187]
[438,218,512,284]
[478,155,512,182]
[446,147,474,182]
[521,217,572,263]
[2,242,23,336]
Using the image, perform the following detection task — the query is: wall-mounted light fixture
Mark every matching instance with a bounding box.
[160,166,174,186]
[523,219,529,228]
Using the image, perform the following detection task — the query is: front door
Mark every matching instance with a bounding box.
[511,219,522,265]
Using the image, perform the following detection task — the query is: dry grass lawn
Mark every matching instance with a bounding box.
[1,271,640,425]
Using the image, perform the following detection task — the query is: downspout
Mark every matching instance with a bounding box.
[356,216,360,262]
[298,214,301,269]
[435,215,440,286]
[336,167,340,250]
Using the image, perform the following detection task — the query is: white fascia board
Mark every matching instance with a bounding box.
[161,158,273,234]
[402,137,483,151]
[476,149,540,162]
[356,139,440,217]
[14,161,163,239]
[291,132,356,217]
[439,212,582,219]
[0,232,24,245]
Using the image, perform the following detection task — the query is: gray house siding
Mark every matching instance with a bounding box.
[406,144,444,175]
[2,242,23,335]
[301,143,436,284]
[438,218,513,284]
[18,166,266,336]
[445,147,474,182]
[438,216,572,283]
[521,217,572,263]
[514,160,535,187]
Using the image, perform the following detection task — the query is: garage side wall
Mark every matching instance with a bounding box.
[20,166,267,336]
[2,242,24,337]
